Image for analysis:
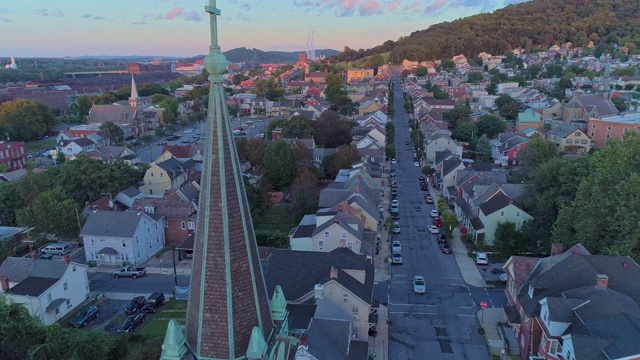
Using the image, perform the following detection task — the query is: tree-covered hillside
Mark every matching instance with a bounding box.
[337,0,640,63]
[223,47,339,64]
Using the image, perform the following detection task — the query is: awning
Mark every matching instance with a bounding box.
[504,305,520,325]
[46,298,67,311]
[97,247,118,255]
[470,218,485,231]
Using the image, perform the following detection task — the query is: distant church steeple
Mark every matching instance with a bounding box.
[128,75,138,108]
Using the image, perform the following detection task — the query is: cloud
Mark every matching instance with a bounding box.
[156,6,202,21]
[0,17,11,23]
[81,13,104,20]
[131,15,149,25]
[424,0,446,14]
[34,9,64,17]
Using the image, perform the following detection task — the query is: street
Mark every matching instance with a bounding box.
[88,272,191,298]
[382,68,501,359]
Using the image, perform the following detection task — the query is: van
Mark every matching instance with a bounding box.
[476,252,489,265]
[42,243,71,255]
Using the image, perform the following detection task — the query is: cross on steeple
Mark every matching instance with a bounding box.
[203,0,229,78]
[205,0,221,48]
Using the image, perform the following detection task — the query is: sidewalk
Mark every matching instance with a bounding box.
[477,308,518,358]
[370,304,389,360]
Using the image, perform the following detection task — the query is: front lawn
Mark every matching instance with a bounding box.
[25,139,56,154]
[253,204,297,235]
[138,300,187,338]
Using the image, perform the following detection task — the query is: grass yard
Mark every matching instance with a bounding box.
[139,300,187,338]
[25,139,56,154]
[253,204,297,235]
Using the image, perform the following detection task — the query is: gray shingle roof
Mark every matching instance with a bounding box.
[264,247,374,304]
[307,318,350,360]
[8,276,58,296]
[81,211,160,238]
[478,192,526,216]
[546,297,586,322]
[569,334,611,360]
[548,123,581,138]
[0,257,36,284]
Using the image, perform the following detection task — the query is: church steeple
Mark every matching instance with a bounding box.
[181,1,274,359]
[128,75,138,108]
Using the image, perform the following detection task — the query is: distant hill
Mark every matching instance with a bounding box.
[222,47,340,64]
[336,0,640,63]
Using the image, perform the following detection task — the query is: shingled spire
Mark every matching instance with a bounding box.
[128,75,138,109]
[183,1,273,359]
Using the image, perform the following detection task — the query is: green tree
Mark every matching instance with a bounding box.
[0,164,7,173]
[232,73,248,85]
[289,169,319,221]
[385,143,396,159]
[100,122,124,144]
[265,118,288,140]
[281,115,314,139]
[0,99,56,140]
[475,135,492,161]
[493,221,525,257]
[243,176,268,220]
[55,151,66,165]
[552,132,640,255]
[441,59,455,71]
[329,145,360,178]
[476,113,507,138]
[441,212,459,237]
[0,181,24,225]
[415,66,429,76]
[291,140,314,176]
[324,73,345,103]
[16,187,82,237]
[611,97,627,112]
[0,298,46,360]
[519,137,557,175]
[245,138,269,170]
[467,72,484,84]
[264,139,295,190]
[313,111,353,148]
[486,82,498,95]
[443,104,471,129]
[453,122,478,142]
[17,169,57,206]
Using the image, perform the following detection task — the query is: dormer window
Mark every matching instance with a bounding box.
[528,285,534,298]
[145,205,154,213]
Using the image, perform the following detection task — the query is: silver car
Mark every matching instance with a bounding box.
[413,276,426,294]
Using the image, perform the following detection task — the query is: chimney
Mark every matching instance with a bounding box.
[508,198,513,205]
[354,186,360,195]
[314,284,324,299]
[333,216,339,223]
[330,266,338,279]
[300,332,309,348]
[63,255,71,265]
[596,274,608,289]
[0,277,9,292]
[550,243,564,256]
[108,199,114,209]
[623,262,629,269]
[338,203,343,212]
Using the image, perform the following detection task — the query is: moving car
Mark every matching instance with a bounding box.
[118,313,145,333]
[71,305,100,328]
[405,140,410,145]
[426,196,433,204]
[430,210,439,218]
[142,292,166,314]
[413,276,426,294]
[125,296,146,315]
[427,225,440,234]
[476,252,489,265]
[391,253,403,264]
[440,241,452,254]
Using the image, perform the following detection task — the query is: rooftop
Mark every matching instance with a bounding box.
[593,113,640,125]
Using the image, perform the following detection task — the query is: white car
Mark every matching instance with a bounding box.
[427,225,440,234]
[391,158,397,164]
[414,162,420,167]
[392,222,401,234]
[391,199,399,207]
[392,240,402,253]
[430,209,439,218]
[413,276,426,294]
[476,252,489,265]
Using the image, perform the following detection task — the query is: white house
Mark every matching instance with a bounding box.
[56,138,97,156]
[80,210,165,266]
[0,257,89,325]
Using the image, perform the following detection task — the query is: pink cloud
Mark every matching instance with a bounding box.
[360,0,381,15]
[161,7,184,20]
[389,0,401,11]
[424,0,446,14]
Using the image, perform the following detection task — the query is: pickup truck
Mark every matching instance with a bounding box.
[113,266,146,279]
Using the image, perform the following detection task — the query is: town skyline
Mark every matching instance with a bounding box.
[2,0,530,58]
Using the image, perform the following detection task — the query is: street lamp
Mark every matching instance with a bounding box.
[172,244,178,286]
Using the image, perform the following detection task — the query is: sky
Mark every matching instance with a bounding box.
[0,0,530,58]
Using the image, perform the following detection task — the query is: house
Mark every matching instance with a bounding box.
[503,244,640,360]
[115,186,144,209]
[435,157,465,198]
[0,257,89,325]
[357,100,380,115]
[424,132,462,163]
[491,132,528,166]
[156,145,195,163]
[139,157,194,195]
[587,113,640,148]
[56,138,97,157]
[80,210,165,266]
[264,247,375,342]
[516,109,543,134]
[81,195,128,217]
[562,94,618,124]
[356,110,387,127]
[347,68,374,83]
[0,141,26,171]
[305,71,327,84]
[131,198,196,245]
[547,123,591,153]
[477,192,533,245]
[0,168,27,182]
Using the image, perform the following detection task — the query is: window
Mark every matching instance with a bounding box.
[528,285,534,298]
[581,139,588,144]
[347,242,354,250]
[351,306,359,318]
[343,293,348,301]
[566,139,573,144]
[324,231,330,238]
[47,293,52,303]
[66,299,72,309]
[147,227,150,234]
[500,211,504,216]
[341,231,347,239]
[549,340,558,355]
[160,173,163,177]
[90,252,95,259]
[188,221,195,229]
[318,240,324,250]
[567,349,575,360]
[137,251,140,258]
[145,206,154,213]
[151,172,154,177]
[91,239,95,245]
[136,236,139,244]
[181,222,187,230]
[164,221,168,228]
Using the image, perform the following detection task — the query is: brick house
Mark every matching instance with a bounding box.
[0,141,26,171]
[587,113,640,148]
[503,244,640,360]
[132,197,197,245]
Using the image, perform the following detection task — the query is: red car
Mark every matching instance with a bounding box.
[433,218,443,227]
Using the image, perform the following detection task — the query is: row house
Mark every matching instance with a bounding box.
[424,127,462,163]
[0,141,26,171]
[83,146,140,165]
[355,126,386,150]
[503,244,640,360]
[355,110,387,127]
[139,157,195,195]
[266,99,296,116]
[413,97,456,117]
[131,197,196,245]
[490,132,528,167]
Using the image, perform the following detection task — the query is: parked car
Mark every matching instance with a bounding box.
[392,211,400,220]
[391,253,403,264]
[500,272,508,282]
[421,185,428,191]
[433,218,443,227]
[427,225,440,234]
[390,170,396,177]
[392,222,401,234]
[413,275,426,294]
[125,296,146,315]
[405,140,409,145]
[426,196,433,204]
[476,252,489,265]
[118,313,146,333]
[414,162,420,167]
[113,265,146,278]
[438,234,447,244]
[430,210,439,218]
[392,240,402,253]
[440,241,452,254]
[71,304,100,328]
[419,175,424,181]
[391,157,396,164]
[142,292,166,313]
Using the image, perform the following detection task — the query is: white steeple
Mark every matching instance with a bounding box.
[128,75,138,108]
